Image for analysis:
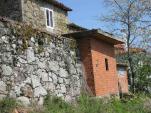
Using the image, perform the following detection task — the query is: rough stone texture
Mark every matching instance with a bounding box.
[17,96,30,107]
[0,20,82,105]
[1,65,13,76]
[0,0,69,34]
[0,81,7,95]
[22,0,69,34]
[0,0,22,21]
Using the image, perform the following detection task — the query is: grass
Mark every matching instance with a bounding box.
[0,98,18,113]
[40,94,150,113]
[0,94,150,113]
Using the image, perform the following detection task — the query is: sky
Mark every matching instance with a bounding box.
[59,0,109,31]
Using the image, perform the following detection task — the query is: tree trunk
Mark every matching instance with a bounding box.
[127,9,135,93]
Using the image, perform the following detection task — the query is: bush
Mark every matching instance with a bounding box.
[76,94,107,113]
[44,95,74,113]
[110,97,147,113]
[41,94,150,113]
[2,94,149,113]
[0,98,17,113]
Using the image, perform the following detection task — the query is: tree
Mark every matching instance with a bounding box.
[135,53,151,93]
[101,0,151,93]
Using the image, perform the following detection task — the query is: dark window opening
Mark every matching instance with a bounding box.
[46,9,53,28]
[105,58,109,71]
[46,10,50,26]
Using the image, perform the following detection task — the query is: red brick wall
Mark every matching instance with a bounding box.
[117,66,129,93]
[77,38,96,95]
[90,38,119,96]
[77,37,120,96]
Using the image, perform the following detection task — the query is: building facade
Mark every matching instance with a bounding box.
[0,0,128,99]
[64,29,128,96]
[0,0,71,34]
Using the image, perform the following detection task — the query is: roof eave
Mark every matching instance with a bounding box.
[45,0,72,11]
[63,29,124,45]
[117,63,128,67]
[68,23,88,31]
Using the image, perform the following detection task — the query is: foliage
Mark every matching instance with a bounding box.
[0,98,18,113]
[75,94,106,113]
[0,95,150,113]
[135,64,151,93]
[43,95,74,113]
[30,94,151,113]
[129,52,151,93]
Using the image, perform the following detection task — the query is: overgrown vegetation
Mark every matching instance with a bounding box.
[0,94,150,113]
[30,94,150,113]
[0,98,18,113]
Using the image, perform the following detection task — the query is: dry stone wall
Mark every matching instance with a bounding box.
[0,18,83,106]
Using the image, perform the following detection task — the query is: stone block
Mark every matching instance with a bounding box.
[59,68,69,78]
[34,86,47,97]
[48,61,59,73]
[1,65,12,76]
[17,96,30,107]
[31,75,41,88]
[26,47,35,63]
[0,81,7,94]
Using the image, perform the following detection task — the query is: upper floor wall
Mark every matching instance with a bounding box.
[22,0,69,34]
[0,0,22,21]
[0,0,70,34]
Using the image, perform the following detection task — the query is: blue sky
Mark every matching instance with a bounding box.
[59,0,109,30]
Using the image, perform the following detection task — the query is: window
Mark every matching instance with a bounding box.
[105,58,109,71]
[45,8,54,28]
[117,67,126,76]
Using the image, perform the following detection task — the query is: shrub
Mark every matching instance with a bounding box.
[0,98,17,113]
[44,95,74,113]
[2,94,149,113]
[76,94,107,113]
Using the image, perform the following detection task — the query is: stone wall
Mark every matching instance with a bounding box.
[22,0,69,34]
[0,0,22,21]
[0,18,82,106]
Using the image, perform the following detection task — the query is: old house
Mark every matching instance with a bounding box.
[0,0,128,101]
[0,0,71,34]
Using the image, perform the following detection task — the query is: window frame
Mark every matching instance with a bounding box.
[45,8,54,29]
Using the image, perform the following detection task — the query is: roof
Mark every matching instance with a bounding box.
[117,63,128,67]
[129,48,146,53]
[116,47,146,56]
[63,29,124,45]
[68,23,88,31]
[45,0,72,11]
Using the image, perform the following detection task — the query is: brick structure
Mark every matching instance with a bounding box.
[117,64,129,93]
[64,29,127,96]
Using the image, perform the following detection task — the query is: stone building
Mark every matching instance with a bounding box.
[0,0,129,104]
[0,0,72,34]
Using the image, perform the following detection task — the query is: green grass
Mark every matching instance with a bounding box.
[44,95,74,113]
[39,94,150,113]
[0,98,18,113]
[0,94,150,113]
